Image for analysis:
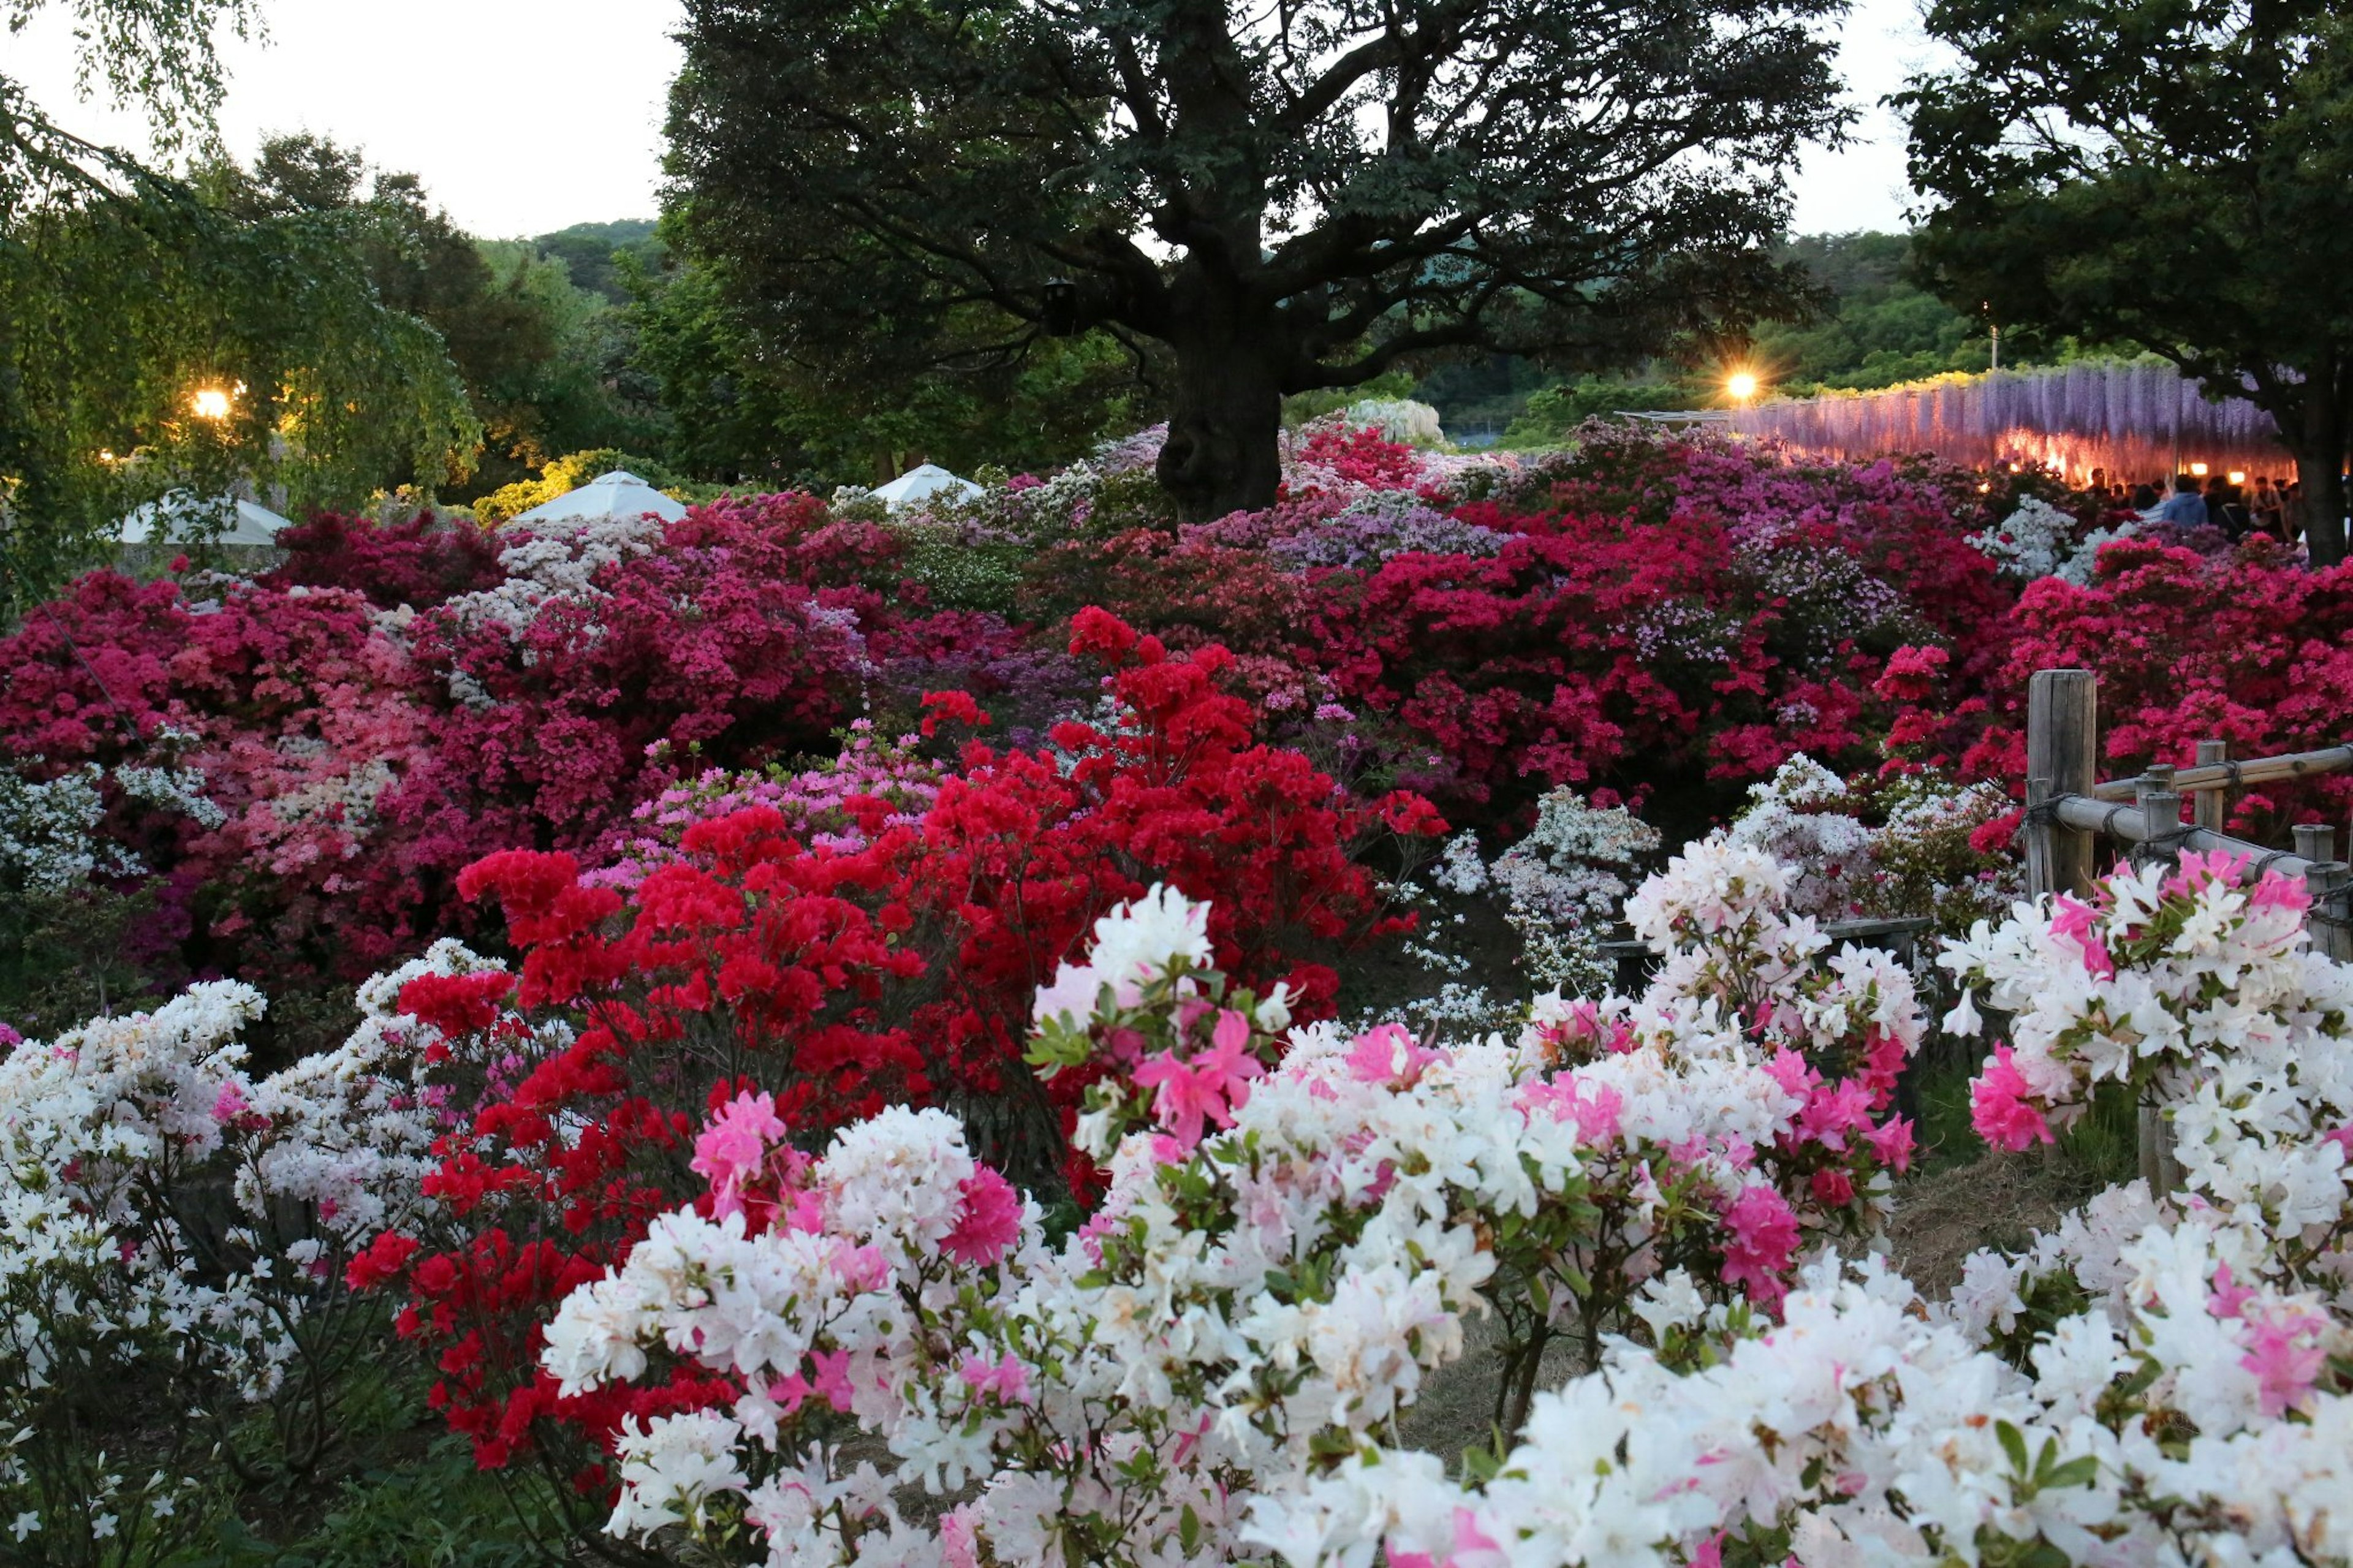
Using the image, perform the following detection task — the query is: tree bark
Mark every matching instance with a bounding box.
[2294,372,2349,568]
[1156,335,1286,521]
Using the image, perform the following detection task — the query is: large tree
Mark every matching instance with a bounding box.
[207,135,670,495]
[629,247,1146,488]
[1899,0,2353,564]
[2,2,479,611]
[664,0,1849,517]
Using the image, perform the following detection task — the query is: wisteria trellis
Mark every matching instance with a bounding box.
[1733,360,2294,483]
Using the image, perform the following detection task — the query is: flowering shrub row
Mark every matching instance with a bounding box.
[0,428,1937,1028]
[1879,534,2353,836]
[513,844,2353,1568]
[12,808,2351,1563]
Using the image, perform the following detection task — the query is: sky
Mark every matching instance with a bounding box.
[12,0,1942,240]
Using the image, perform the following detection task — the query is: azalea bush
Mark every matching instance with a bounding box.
[528,828,1927,1566]
[1879,536,2353,836]
[13,814,2352,1566]
[0,940,528,1563]
[0,422,2042,1028]
[337,610,1439,1521]
[510,841,2353,1568]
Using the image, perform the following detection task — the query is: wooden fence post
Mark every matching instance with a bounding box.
[2194,739,2229,831]
[2302,852,2353,966]
[2134,770,2181,868]
[2138,1100,2183,1197]
[2025,670,2097,900]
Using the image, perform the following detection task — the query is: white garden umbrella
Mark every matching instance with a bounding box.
[508,469,688,527]
[873,463,983,510]
[118,491,294,545]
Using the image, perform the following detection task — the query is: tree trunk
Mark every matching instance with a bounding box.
[2295,376,2349,568]
[1156,338,1285,521]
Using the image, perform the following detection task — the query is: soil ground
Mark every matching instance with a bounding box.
[1398,1148,2094,1470]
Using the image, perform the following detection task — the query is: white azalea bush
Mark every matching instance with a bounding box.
[0,939,522,1562]
[534,835,1930,1566]
[1281,848,2353,1567]
[529,836,2353,1568]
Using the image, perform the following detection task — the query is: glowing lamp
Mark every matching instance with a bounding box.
[191,387,232,420]
[2227,470,2247,485]
[2189,461,2209,477]
[1726,371,1759,402]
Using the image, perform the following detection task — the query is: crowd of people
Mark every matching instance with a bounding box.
[2080,466,2304,542]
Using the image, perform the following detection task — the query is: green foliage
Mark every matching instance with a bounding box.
[1281,371,1418,430]
[1405,355,1560,445]
[473,446,720,525]
[662,0,1849,516]
[205,136,669,499]
[164,1367,563,1568]
[1896,0,2353,562]
[887,521,1029,614]
[527,218,661,305]
[0,880,164,1040]
[1499,375,1705,448]
[0,121,483,612]
[1,30,482,613]
[627,245,1142,491]
[2,0,257,148]
[1752,233,1990,392]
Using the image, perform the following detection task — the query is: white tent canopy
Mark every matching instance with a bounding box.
[508,469,688,528]
[118,491,293,546]
[873,463,983,510]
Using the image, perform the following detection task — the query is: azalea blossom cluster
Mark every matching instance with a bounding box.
[1727,753,2018,930]
[1259,1237,2353,1567]
[1941,850,2353,1297]
[535,833,1925,1566]
[586,722,944,890]
[0,941,515,1556]
[1284,852,2353,1568]
[1,747,224,897]
[1379,788,1661,1031]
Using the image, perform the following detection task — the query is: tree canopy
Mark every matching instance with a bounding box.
[1899,0,2353,562]
[665,0,1850,516]
[1,2,480,610]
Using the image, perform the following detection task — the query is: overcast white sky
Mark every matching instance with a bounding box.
[12,0,1941,239]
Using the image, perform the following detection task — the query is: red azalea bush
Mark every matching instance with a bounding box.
[356,609,1439,1490]
[1299,462,2006,813]
[1878,535,2353,831]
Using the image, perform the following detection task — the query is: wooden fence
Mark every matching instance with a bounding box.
[2023,667,2353,1187]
